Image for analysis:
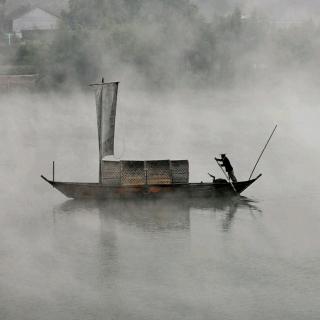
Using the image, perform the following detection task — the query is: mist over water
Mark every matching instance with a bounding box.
[1,0,320,318]
[1,81,320,319]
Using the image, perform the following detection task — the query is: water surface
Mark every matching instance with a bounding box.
[1,89,320,319]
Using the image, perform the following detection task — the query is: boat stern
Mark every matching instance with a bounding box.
[234,174,262,194]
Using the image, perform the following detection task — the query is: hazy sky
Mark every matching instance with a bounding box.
[193,0,320,20]
[6,0,320,19]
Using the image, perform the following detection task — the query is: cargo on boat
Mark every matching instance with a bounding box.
[41,80,262,199]
[101,159,189,186]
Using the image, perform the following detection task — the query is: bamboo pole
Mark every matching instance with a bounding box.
[52,161,55,182]
[215,159,237,193]
[249,125,278,180]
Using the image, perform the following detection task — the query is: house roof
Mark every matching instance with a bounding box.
[6,1,67,20]
[7,4,61,20]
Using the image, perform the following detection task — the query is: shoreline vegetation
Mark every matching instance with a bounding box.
[1,0,320,92]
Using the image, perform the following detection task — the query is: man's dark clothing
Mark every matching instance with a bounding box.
[216,156,237,183]
[220,157,233,173]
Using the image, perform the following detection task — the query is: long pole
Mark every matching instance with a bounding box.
[215,159,237,193]
[249,125,278,180]
[98,84,103,184]
[52,161,55,182]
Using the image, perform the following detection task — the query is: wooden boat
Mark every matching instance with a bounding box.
[41,81,262,199]
[41,174,261,199]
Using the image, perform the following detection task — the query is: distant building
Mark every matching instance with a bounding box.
[7,5,60,39]
[0,74,39,91]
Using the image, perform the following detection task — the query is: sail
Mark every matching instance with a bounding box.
[95,82,119,159]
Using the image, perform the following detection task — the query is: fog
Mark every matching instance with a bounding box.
[1,81,320,318]
[4,0,320,90]
[195,0,320,20]
[1,0,320,319]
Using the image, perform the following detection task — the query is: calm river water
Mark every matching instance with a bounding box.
[1,88,320,319]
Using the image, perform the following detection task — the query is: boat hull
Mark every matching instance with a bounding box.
[41,175,261,200]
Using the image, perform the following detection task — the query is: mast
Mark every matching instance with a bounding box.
[89,80,119,183]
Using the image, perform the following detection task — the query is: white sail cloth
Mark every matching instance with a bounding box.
[95,82,119,159]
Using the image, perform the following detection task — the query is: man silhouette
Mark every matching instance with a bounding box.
[215,154,237,183]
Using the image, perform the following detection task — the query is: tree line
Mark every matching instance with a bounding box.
[11,0,320,90]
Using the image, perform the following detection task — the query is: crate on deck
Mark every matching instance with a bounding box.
[121,161,146,186]
[146,160,171,185]
[101,161,121,185]
[171,160,189,184]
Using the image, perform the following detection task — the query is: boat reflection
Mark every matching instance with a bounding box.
[221,197,262,231]
[55,196,261,232]
[188,196,261,232]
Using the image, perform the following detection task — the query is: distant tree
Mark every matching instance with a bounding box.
[0,0,6,33]
[42,0,216,88]
[16,0,320,90]
[230,7,242,35]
